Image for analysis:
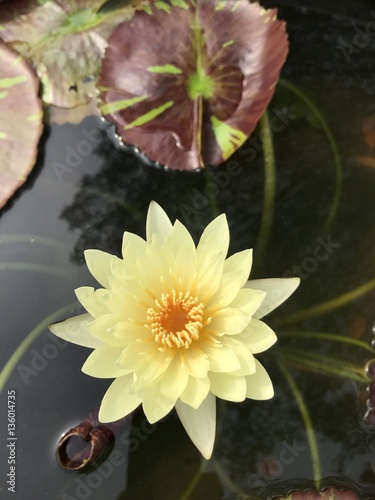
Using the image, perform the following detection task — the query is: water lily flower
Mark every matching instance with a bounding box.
[50,201,299,459]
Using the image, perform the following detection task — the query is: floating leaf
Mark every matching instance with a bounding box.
[0,0,144,109]
[99,0,288,170]
[274,488,358,500]
[49,97,101,125]
[0,41,43,209]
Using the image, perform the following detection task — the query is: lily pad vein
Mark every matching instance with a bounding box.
[124,101,174,130]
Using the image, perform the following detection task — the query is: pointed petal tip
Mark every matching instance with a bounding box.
[214,212,228,229]
[146,200,173,243]
[48,313,104,348]
[246,277,301,319]
[176,394,216,460]
[201,445,214,461]
[148,200,165,218]
[289,276,301,287]
[148,199,159,211]
[99,375,142,422]
[245,359,274,400]
[98,407,114,424]
[193,430,215,461]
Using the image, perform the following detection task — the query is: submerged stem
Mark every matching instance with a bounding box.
[254,110,276,273]
[203,167,219,218]
[0,234,69,252]
[277,360,321,491]
[279,79,342,229]
[0,302,79,392]
[179,463,204,500]
[279,348,368,383]
[214,460,261,499]
[0,262,74,279]
[275,277,375,325]
[279,330,374,353]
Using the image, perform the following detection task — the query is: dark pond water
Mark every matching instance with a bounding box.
[1,1,375,499]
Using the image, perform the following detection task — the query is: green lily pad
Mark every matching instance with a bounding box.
[98,0,288,170]
[0,0,142,109]
[0,41,43,209]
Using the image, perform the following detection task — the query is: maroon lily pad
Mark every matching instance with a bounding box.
[98,0,288,170]
[0,41,43,209]
[273,488,358,500]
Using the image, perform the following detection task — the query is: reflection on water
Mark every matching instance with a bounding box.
[0,1,375,499]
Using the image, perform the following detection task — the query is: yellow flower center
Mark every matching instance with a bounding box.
[147,290,204,349]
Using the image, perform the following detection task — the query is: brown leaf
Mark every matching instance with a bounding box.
[0,41,43,209]
[273,488,358,500]
[99,0,288,170]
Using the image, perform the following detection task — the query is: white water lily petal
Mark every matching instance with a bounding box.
[110,257,137,289]
[180,376,210,408]
[176,393,216,460]
[206,271,245,310]
[131,350,174,390]
[120,281,155,310]
[196,251,225,300]
[197,213,229,258]
[146,200,173,244]
[239,318,277,353]
[220,336,256,376]
[209,372,247,402]
[159,356,189,401]
[117,342,150,371]
[200,339,241,373]
[82,346,130,378]
[223,249,253,287]
[88,314,128,347]
[99,374,142,422]
[180,347,210,378]
[229,288,266,316]
[142,385,175,423]
[121,231,147,261]
[105,322,150,343]
[209,308,251,336]
[108,292,147,323]
[168,219,197,257]
[245,277,300,319]
[140,243,176,288]
[173,245,197,292]
[49,313,103,348]
[245,359,274,400]
[75,286,110,318]
[84,249,120,289]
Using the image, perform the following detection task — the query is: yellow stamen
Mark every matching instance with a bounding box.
[147,290,204,349]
